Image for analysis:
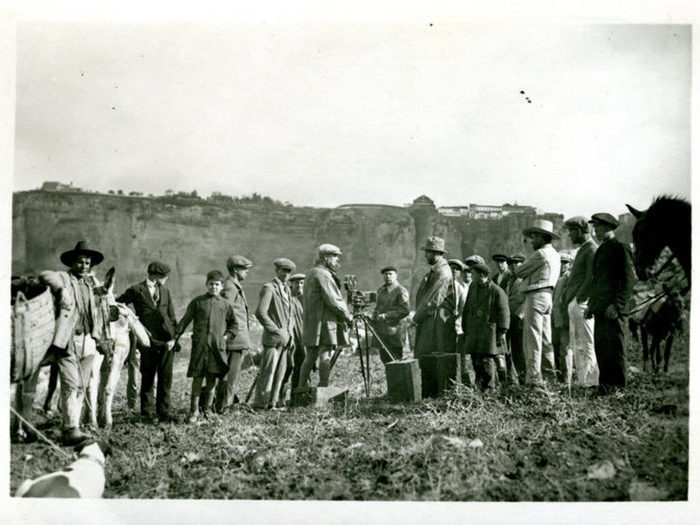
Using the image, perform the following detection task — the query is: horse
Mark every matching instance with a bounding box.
[626,196,691,285]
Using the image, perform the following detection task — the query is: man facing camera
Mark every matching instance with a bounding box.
[371,266,410,363]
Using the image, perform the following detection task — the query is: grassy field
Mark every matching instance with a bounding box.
[9,329,688,501]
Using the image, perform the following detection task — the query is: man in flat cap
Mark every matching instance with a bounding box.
[39,241,107,444]
[117,261,178,423]
[562,217,599,389]
[298,244,353,388]
[491,254,511,291]
[585,213,636,395]
[278,273,306,403]
[371,266,410,363]
[253,258,296,409]
[513,220,561,388]
[445,259,469,355]
[413,237,454,365]
[552,253,574,385]
[506,254,527,383]
[216,255,254,412]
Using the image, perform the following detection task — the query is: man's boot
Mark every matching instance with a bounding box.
[187,396,199,424]
[202,389,216,418]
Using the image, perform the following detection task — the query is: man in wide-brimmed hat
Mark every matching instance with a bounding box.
[413,236,454,367]
[584,212,635,395]
[39,240,107,445]
[513,220,561,388]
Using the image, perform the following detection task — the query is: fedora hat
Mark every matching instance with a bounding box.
[60,241,104,267]
[420,236,446,253]
[523,219,559,240]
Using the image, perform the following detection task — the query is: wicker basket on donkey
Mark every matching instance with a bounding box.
[11,288,55,383]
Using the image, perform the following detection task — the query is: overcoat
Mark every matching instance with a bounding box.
[372,282,410,350]
[414,258,453,357]
[462,279,510,356]
[302,263,352,347]
[255,278,293,347]
[176,293,235,377]
[221,275,252,350]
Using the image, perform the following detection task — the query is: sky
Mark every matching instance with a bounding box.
[12,22,691,218]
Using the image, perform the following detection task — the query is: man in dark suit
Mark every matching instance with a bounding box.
[584,213,636,395]
[117,262,178,423]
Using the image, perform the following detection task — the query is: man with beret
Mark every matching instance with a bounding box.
[562,216,600,389]
[298,244,353,388]
[371,266,410,363]
[38,241,107,444]
[552,253,573,385]
[506,254,527,383]
[491,254,511,291]
[462,262,510,391]
[116,261,178,423]
[253,258,296,409]
[585,213,636,395]
[413,237,454,365]
[278,273,306,404]
[216,255,254,412]
[513,220,561,387]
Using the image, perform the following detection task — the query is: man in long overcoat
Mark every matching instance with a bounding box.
[371,265,410,362]
[253,258,296,409]
[462,263,510,390]
[298,244,353,388]
[585,213,636,395]
[116,261,178,423]
[413,236,453,360]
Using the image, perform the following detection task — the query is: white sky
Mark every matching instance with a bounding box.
[12,22,690,217]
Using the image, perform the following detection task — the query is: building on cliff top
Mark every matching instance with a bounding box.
[41,181,82,192]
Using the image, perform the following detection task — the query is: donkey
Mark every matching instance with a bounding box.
[638,287,687,373]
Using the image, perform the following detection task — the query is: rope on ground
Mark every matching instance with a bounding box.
[9,406,72,460]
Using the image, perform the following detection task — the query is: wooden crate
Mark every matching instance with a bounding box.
[385,359,422,402]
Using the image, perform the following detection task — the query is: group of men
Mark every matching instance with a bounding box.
[21,210,634,443]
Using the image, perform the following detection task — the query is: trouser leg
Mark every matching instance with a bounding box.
[270,348,288,407]
[156,347,174,417]
[299,346,320,388]
[318,346,333,387]
[594,315,626,392]
[523,295,544,385]
[215,349,245,411]
[139,346,158,417]
[253,346,281,409]
[126,333,140,409]
[509,319,526,381]
[569,298,599,387]
[58,336,95,431]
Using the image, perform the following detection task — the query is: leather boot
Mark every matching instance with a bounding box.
[187,396,199,424]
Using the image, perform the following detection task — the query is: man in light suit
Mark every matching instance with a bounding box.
[116,262,178,423]
[253,258,296,409]
[298,244,353,388]
[513,220,561,387]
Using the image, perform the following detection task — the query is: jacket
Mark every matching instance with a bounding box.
[514,244,561,293]
[588,236,636,315]
[373,282,410,349]
[493,269,512,291]
[462,279,510,356]
[552,273,570,329]
[562,237,598,307]
[302,263,352,347]
[413,258,454,357]
[116,281,177,343]
[221,275,252,350]
[255,278,294,348]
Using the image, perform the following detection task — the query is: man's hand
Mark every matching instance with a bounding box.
[375,313,387,322]
[166,340,176,351]
[497,333,507,348]
[605,304,619,320]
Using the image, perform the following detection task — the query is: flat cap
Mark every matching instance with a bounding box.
[147,261,171,276]
[290,273,306,281]
[226,255,254,271]
[560,253,574,263]
[206,270,225,283]
[471,262,491,277]
[508,253,525,263]
[447,259,466,271]
[318,243,342,257]
[589,212,619,229]
[273,257,296,271]
[564,216,589,230]
[491,253,508,262]
[380,266,397,274]
[420,236,446,253]
[464,255,486,267]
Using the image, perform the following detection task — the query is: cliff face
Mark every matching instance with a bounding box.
[13,191,613,315]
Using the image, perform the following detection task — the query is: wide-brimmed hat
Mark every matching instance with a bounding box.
[588,212,619,229]
[60,241,104,267]
[447,259,466,271]
[420,236,446,253]
[523,219,559,240]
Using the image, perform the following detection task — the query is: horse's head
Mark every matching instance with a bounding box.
[627,204,663,281]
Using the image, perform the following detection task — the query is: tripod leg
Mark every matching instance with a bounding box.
[354,319,369,396]
[363,317,398,362]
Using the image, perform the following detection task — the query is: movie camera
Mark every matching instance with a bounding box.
[343,275,377,315]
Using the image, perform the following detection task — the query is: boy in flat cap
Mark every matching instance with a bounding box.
[371,266,410,362]
[298,244,353,388]
[253,258,297,409]
[552,253,573,385]
[413,237,454,365]
[216,255,253,412]
[491,254,511,291]
[175,270,235,422]
[585,213,636,395]
[117,261,178,423]
[506,254,527,383]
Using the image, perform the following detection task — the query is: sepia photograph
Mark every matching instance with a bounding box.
[3,1,697,523]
